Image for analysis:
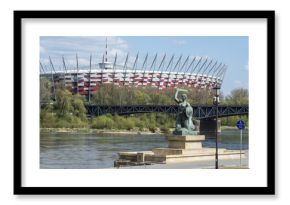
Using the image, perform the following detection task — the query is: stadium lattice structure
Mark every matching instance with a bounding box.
[40,41,227,96]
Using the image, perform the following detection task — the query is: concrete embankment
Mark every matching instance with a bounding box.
[116,150,249,169]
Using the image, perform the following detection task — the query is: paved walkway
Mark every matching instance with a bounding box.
[118,150,249,169]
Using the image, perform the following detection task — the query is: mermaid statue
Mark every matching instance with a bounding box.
[173,88,198,135]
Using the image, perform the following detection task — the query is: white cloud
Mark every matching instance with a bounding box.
[40,37,216,72]
[40,36,130,70]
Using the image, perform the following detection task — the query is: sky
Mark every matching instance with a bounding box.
[40,36,248,95]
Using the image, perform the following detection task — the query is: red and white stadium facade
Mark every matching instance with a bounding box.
[40,54,227,96]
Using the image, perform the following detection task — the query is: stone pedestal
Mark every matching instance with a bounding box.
[151,134,246,164]
[168,135,205,149]
[153,135,205,156]
[114,134,246,167]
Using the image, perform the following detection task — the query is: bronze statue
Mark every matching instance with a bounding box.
[173,88,197,135]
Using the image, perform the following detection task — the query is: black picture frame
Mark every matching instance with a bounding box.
[14,10,275,195]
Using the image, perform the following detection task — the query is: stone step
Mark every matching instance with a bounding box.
[154,150,246,163]
[152,147,241,156]
[114,134,246,167]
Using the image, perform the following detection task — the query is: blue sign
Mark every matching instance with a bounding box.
[236,120,245,130]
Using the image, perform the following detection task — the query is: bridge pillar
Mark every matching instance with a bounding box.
[199,119,221,140]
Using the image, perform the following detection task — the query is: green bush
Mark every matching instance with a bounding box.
[40,110,57,128]
[91,115,114,129]
[70,116,88,128]
[135,118,145,129]
[55,118,71,128]
[123,117,135,130]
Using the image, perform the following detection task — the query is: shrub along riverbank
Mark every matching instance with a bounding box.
[41,112,175,133]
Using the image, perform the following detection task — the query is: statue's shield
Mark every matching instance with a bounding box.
[185,106,193,118]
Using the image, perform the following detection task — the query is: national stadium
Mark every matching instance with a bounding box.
[40,40,227,96]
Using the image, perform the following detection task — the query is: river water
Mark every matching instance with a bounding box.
[40,130,248,169]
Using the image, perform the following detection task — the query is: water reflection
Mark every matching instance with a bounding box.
[40,130,248,169]
[203,130,249,150]
[40,133,167,169]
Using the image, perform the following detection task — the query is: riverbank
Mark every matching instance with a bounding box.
[40,126,247,135]
[40,127,165,135]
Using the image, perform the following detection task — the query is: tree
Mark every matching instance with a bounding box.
[225,88,248,105]
[148,92,171,105]
[72,94,87,120]
[221,88,249,126]
[131,89,151,105]
[55,88,73,116]
[40,77,52,103]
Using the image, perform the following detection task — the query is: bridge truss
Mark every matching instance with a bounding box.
[86,105,248,119]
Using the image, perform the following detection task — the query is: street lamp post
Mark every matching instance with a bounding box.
[213,84,220,169]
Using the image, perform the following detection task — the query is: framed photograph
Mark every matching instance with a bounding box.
[14,10,275,195]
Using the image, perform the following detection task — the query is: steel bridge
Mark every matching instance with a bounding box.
[86,105,248,119]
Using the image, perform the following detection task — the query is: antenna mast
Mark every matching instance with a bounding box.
[105,37,108,62]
